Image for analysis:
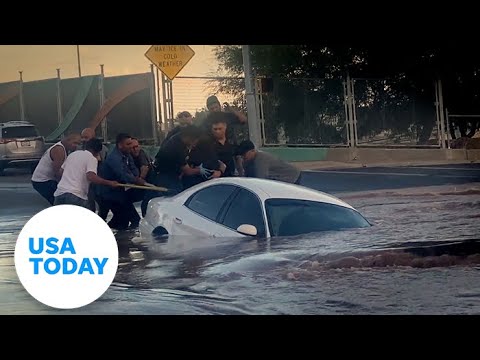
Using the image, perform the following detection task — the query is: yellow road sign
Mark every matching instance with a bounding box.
[145,45,195,80]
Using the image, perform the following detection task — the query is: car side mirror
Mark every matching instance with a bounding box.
[236,224,257,236]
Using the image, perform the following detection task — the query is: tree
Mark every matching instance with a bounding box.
[213,44,480,145]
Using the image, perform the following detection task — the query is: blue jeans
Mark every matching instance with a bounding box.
[141,172,183,217]
[54,193,89,208]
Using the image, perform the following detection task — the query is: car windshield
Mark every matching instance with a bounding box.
[265,198,371,237]
[2,126,39,138]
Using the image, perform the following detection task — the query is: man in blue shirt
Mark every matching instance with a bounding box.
[98,133,146,230]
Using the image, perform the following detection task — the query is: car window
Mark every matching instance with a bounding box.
[185,184,238,222]
[265,198,371,237]
[1,126,39,138]
[221,189,266,237]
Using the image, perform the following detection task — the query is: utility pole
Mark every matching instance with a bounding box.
[76,45,82,77]
[242,45,261,148]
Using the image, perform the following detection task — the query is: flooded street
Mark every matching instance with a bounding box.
[1,165,480,314]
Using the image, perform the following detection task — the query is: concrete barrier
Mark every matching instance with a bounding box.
[102,143,478,170]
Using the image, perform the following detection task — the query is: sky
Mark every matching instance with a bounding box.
[0,45,220,82]
[0,45,234,114]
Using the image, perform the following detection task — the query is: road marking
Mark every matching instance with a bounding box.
[304,170,480,179]
[408,166,480,171]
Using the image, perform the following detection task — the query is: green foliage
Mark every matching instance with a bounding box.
[213,45,480,144]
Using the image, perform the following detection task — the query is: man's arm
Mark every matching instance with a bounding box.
[230,109,247,124]
[225,111,247,126]
[139,165,149,179]
[235,156,245,177]
[127,154,140,178]
[224,104,247,124]
[138,150,151,179]
[164,126,181,144]
[50,145,67,180]
[252,155,269,179]
[181,165,201,176]
[85,155,111,186]
[86,172,120,187]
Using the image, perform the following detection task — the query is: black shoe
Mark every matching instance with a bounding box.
[108,220,129,231]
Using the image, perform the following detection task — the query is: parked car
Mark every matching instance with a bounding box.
[140,177,371,239]
[0,121,45,174]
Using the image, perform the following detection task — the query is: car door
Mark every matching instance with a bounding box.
[170,184,239,237]
[217,188,267,238]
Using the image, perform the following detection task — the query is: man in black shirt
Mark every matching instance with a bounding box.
[164,111,194,143]
[204,95,247,175]
[181,131,221,190]
[204,95,247,144]
[141,125,213,217]
[209,112,236,177]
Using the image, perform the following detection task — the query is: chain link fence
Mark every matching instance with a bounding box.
[0,72,447,149]
[259,77,348,146]
[353,79,439,147]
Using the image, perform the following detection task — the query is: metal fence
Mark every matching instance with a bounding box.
[352,78,439,147]
[0,69,453,149]
[159,74,448,149]
[158,75,242,130]
[253,76,446,148]
[258,77,348,146]
[0,70,156,144]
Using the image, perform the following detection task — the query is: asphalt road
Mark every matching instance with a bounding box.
[300,163,480,193]
[1,163,480,217]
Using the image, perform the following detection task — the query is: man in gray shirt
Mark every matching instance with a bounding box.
[80,128,108,162]
[236,140,301,184]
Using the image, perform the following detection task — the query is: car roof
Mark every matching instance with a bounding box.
[178,177,354,209]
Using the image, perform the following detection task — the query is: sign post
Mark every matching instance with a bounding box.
[145,45,195,138]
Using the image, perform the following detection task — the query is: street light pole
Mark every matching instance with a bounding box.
[76,45,82,77]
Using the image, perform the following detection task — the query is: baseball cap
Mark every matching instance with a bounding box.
[206,95,220,108]
[236,140,255,156]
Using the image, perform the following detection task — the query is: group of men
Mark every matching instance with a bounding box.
[31,95,301,231]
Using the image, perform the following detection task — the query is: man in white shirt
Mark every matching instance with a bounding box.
[79,127,110,214]
[53,138,120,208]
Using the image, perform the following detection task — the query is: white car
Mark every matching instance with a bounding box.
[140,177,371,239]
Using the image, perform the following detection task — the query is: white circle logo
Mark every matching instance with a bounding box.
[14,205,119,309]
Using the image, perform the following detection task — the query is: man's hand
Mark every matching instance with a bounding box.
[218,161,227,174]
[109,180,121,187]
[211,170,222,179]
[135,177,146,186]
[235,155,245,176]
[223,103,247,123]
[199,164,214,179]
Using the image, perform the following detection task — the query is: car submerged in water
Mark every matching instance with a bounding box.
[140,177,371,239]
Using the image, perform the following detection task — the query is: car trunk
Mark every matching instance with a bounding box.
[1,126,44,156]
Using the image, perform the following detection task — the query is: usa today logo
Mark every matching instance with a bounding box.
[14,205,119,309]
